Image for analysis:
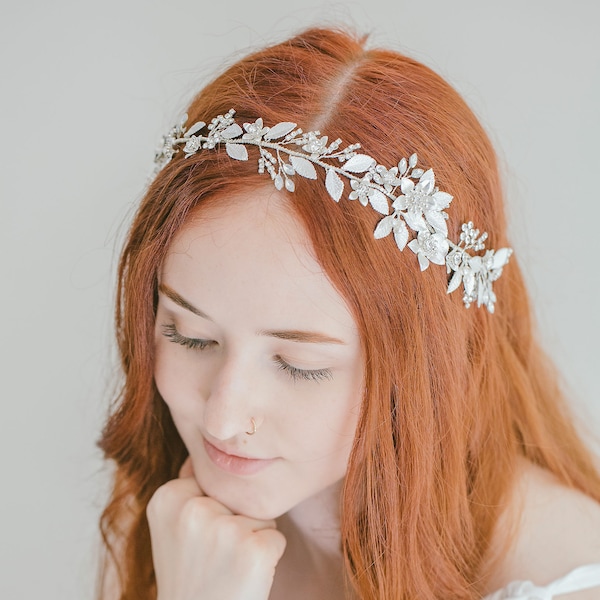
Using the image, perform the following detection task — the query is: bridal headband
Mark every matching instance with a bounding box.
[154,109,512,313]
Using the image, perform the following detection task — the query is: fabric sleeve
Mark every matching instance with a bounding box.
[482,563,600,599]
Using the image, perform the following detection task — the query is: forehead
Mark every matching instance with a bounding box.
[160,188,358,336]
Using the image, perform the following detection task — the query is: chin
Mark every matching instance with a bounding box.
[199,476,294,521]
[230,500,286,520]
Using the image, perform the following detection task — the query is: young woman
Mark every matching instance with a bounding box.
[97,28,600,600]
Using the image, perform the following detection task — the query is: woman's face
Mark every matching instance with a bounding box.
[154,188,365,520]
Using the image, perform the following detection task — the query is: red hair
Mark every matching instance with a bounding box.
[97,27,600,599]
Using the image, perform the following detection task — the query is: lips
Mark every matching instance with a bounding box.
[202,437,278,476]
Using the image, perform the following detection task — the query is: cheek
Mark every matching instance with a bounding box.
[154,352,206,457]
[280,388,362,463]
[154,341,199,418]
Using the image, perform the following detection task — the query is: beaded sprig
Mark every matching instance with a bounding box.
[154,109,512,313]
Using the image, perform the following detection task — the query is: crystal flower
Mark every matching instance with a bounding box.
[302,132,329,156]
[392,169,452,235]
[349,175,375,206]
[183,135,202,156]
[204,134,219,149]
[242,118,268,141]
[447,248,512,312]
[408,230,450,271]
[373,165,401,192]
[446,248,465,273]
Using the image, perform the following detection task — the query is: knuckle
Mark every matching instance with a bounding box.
[215,514,245,542]
[253,529,287,560]
[180,496,212,526]
[146,480,178,518]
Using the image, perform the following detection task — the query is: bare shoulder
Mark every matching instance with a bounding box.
[484,457,600,594]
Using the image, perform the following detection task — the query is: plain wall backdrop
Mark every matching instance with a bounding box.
[1,0,599,598]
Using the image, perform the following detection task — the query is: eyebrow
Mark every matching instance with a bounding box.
[159,283,210,319]
[261,329,346,345]
[158,283,347,345]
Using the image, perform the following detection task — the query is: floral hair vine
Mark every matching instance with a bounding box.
[154,109,512,313]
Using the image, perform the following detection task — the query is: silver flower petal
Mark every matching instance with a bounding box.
[393,219,409,251]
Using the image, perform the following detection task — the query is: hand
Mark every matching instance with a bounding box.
[147,457,286,600]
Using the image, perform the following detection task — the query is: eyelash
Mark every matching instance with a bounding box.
[160,323,333,383]
[161,323,213,350]
[274,359,333,383]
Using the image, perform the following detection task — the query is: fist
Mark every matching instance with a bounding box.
[146,458,286,600]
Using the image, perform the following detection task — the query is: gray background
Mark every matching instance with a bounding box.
[1,0,598,598]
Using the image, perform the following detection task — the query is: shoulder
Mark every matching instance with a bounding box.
[484,457,600,595]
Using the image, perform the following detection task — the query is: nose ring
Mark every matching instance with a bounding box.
[246,417,257,436]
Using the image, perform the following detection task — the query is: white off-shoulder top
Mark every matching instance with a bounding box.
[482,564,600,599]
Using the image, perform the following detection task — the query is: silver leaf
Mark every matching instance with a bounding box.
[225,143,248,161]
[463,270,475,294]
[417,253,430,271]
[392,196,408,211]
[408,239,420,254]
[409,153,418,168]
[274,174,284,190]
[420,168,434,183]
[447,270,463,294]
[404,210,427,232]
[400,178,414,195]
[492,247,512,269]
[369,189,390,215]
[374,215,394,239]
[186,121,206,137]
[398,157,408,175]
[285,177,295,192]
[411,168,424,178]
[421,178,434,195]
[432,191,453,209]
[477,283,486,307]
[325,169,344,202]
[344,154,376,173]
[282,163,295,176]
[425,210,448,236]
[469,256,482,273]
[222,123,243,139]
[264,122,297,140]
[393,220,409,250]
[290,155,317,179]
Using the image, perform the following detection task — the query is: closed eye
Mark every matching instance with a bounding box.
[273,356,333,383]
[161,323,214,350]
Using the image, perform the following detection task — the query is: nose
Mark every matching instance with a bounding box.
[201,350,260,441]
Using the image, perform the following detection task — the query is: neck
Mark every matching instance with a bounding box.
[277,478,344,557]
[271,480,349,600]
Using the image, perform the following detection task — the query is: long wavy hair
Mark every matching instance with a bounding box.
[97,27,600,600]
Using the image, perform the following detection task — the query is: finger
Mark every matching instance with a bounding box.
[234,515,279,533]
[253,527,287,561]
[148,476,206,519]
